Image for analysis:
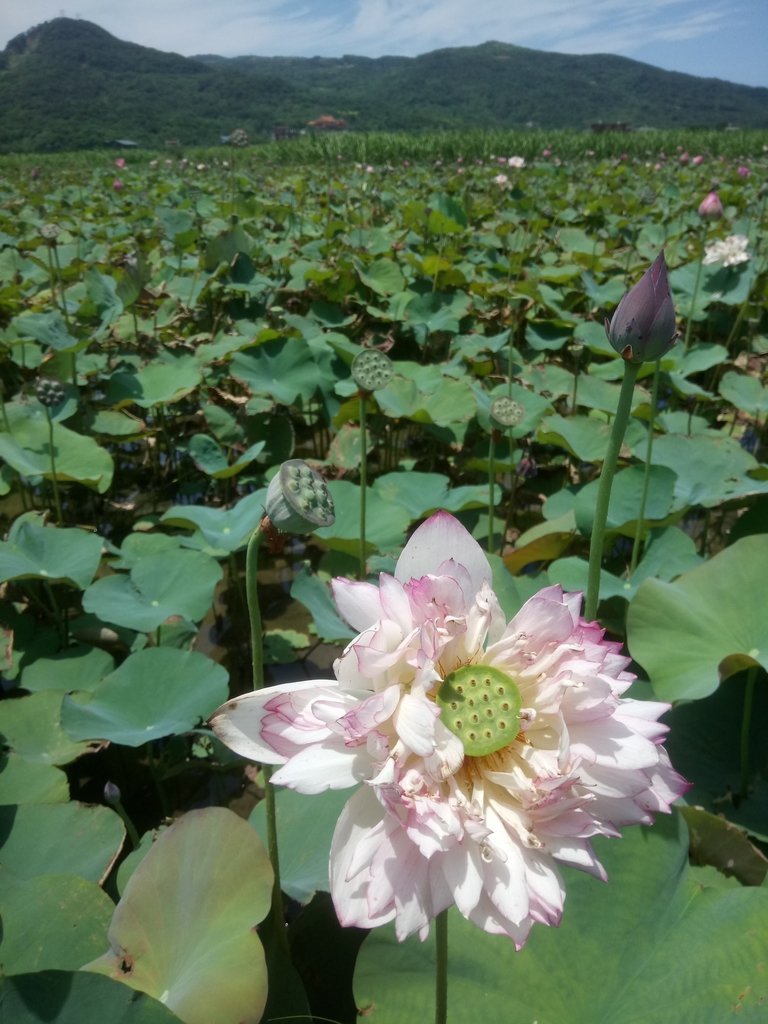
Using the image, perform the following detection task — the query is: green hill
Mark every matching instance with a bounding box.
[1,18,766,152]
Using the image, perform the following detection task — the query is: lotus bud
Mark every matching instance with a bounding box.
[264,459,335,534]
[698,191,723,219]
[351,348,394,393]
[605,251,677,363]
[103,781,122,806]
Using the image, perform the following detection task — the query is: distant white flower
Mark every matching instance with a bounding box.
[703,234,751,267]
[507,156,526,168]
[493,173,510,187]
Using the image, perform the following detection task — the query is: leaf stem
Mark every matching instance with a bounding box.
[629,360,661,578]
[585,360,640,620]
[739,665,757,800]
[44,406,64,526]
[359,392,368,580]
[245,523,290,958]
[683,224,708,352]
[435,908,448,1024]
[487,430,496,553]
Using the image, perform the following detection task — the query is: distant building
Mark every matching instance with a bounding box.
[307,114,347,131]
[589,122,631,133]
[272,125,301,141]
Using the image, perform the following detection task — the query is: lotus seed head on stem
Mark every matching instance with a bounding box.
[490,396,524,428]
[34,377,66,409]
[605,250,677,364]
[352,348,394,393]
[264,459,335,533]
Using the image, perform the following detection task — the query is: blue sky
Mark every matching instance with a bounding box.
[2,1,767,88]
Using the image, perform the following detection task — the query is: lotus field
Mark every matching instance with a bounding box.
[1,131,767,1023]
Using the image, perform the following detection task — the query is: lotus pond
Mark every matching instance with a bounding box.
[1,133,767,1023]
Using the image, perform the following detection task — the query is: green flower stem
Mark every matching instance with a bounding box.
[435,908,448,1024]
[629,360,661,578]
[585,360,641,621]
[683,224,708,352]
[44,406,64,526]
[245,523,290,958]
[112,796,142,850]
[359,392,368,580]
[739,665,757,800]
[487,430,496,553]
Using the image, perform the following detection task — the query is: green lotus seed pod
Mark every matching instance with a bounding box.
[490,396,524,428]
[34,377,66,409]
[436,664,523,757]
[265,459,335,533]
[351,349,394,392]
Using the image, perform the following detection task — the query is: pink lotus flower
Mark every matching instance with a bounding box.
[112,178,124,191]
[737,165,750,178]
[691,155,704,166]
[115,157,126,169]
[212,513,686,946]
[698,191,723,219]
[678,151,690,164]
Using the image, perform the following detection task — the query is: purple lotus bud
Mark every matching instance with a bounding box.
[605,251,677,363]
[698,191,723,219]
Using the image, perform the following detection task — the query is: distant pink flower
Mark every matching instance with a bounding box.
[212,512,687,946]
[115,157,126,169]
[542,148,552,157]
[112,178,124,191]
[737,165,750,177]
[679,151,690,165]
[691,155,704,166]
[698,191,723,219]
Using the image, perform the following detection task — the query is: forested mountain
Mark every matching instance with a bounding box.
[1,17,766,152]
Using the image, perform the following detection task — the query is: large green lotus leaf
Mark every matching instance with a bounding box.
[0,802,124,883]
[0,971,182,1023]
[0,869,114,975]
[85,807,272,1024]
[627,535,768,700]
[0,690,93,765]
[664,671,768,840]
[82,549,222,632]
[537,413,647,463]
[185,434,265,479]
[62,648,229,747]
[402,289,471,336]
[375,364,476,429]
[630,432,768,510]
[574,464,677,535]
[355,813,768,1023]
[0,514,103,587]
[110,532,183,570]
[371,472,490,520]
[549,526,703,605]
[315,480,411,556]
[0,407,114,492]
[356,257,406,296]
[21,645,115,693]
[0,752,69,804]
[11,309,80,352]
[106,355,202,409]
[160,489,266,555]
[250,787,349,904]
[231,339,320,405]
[290,565,355,643]
[719,370,768,417]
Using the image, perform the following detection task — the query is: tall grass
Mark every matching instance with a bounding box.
[0,128,766,176]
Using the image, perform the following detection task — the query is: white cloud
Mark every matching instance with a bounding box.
[0,0,759,85]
